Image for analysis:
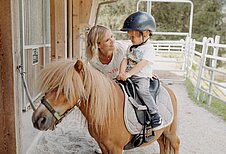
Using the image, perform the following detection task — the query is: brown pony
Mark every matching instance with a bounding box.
[32,59,180,154]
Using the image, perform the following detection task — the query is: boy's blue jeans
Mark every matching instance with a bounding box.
[130,75,158,114]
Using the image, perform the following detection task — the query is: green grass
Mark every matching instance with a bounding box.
[185,79,226,121]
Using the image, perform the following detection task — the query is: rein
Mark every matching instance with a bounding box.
[41,97,81,129]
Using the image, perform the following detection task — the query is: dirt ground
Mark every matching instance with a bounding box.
[26,83,226,154]
[169,83,226,154]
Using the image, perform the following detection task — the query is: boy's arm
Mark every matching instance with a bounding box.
[126,59,149,77]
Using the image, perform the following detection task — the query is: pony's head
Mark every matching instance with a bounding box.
[32,59,119,131]
[32,60,86,130]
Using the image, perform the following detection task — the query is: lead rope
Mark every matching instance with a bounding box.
[17,65,36,111]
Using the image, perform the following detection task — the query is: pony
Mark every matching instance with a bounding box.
[32,59,180,154]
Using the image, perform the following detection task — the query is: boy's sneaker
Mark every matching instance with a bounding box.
[150,113,163,131]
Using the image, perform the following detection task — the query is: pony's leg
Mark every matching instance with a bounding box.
[99,143,123,154]
[157,134,165,154]
[171,134,180,154]
[100,148,123,154]
[165,133,180,154]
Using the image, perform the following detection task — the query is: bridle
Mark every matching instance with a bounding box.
[40,96,81,129]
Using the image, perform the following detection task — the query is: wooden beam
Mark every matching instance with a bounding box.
[79,0,93,24]
[68,0,73,59]
[0,0,21,153]
[89,0,99,26]
[50,0,67,60]
[72,0,80,59]
[72,0,99,59]
[50,0,100,59]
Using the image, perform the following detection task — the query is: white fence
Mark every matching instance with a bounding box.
[152,35,226,105]
[186,36,226,105]
[152,39,186,82]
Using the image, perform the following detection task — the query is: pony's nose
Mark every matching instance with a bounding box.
[32,115,47,130]
[37,117,46,129]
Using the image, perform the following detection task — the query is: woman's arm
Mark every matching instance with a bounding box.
[119,58,127,74]
[117,58,128,80]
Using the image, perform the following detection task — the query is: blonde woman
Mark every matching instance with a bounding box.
[86,25,128,154]
[86,25,128,79]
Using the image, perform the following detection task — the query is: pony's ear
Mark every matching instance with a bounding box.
[74,60,84,73]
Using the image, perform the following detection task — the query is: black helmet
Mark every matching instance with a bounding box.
[121,11,156,32]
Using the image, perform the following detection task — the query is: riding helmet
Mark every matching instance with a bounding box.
[121,11,156,32]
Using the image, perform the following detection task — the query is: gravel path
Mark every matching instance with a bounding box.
[27,83,226,154]
[170,83,226,154]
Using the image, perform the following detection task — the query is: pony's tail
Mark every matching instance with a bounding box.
[162,86,180,154]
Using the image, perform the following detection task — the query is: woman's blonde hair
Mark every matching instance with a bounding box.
[86,25,110,61]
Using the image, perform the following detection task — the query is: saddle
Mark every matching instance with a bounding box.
[118,78,160,149]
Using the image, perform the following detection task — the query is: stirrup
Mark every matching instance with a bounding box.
[144,129,155,143]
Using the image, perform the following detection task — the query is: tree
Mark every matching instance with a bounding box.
[192,0,226,42]
[97,0,226,43]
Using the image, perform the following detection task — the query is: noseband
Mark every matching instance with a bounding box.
[40,97,81,129]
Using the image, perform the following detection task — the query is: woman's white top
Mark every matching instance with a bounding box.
[89,41,128,79]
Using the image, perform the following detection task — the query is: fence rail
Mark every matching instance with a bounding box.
[148,35,226,105]
[186,35,226,105]
[151,40,186,82]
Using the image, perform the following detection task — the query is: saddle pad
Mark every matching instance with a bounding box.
[123,85,174,134]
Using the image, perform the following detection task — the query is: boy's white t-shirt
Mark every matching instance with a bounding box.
[90,41,127,79]
[126,40,155,78]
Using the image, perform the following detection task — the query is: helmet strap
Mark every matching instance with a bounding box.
[139,31,144,43]
[130,36,149,51]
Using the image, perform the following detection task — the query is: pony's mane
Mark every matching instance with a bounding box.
[38,60,119,127]
[38,60,85,103]
[82,62,120,126]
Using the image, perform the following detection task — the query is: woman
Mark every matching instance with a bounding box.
[86,25,128,79]
[86,25,128,154]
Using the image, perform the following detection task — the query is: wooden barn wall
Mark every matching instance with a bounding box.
[0,0,22,154]
[24,0,44,45]
[51,0,99,60]
[24,48,44,98]
[22,0,51,104]
[50,0,67,59]
[20,0,100,106]
[20,0,99,108]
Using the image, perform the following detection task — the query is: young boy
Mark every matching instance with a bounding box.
[117,11,162,130]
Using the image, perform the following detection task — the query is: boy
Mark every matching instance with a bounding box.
[117,11,162,130]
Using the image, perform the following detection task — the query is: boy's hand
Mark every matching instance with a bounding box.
[152,73,158,80]
[116,73,124,81]
[117,72,131,81]
[117,73,127,81]
[125,72,131,80]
